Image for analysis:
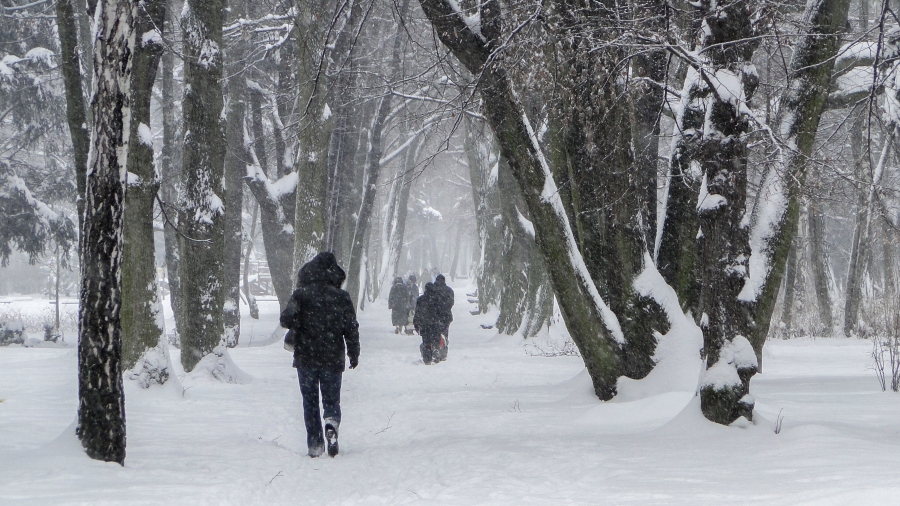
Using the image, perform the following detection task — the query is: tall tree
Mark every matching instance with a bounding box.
[345,0,410,307]
[77,0,136,465]
[178,0,228,372]
[293,0,335,274]
[222,0,249,346]
[56,0,90,231]
[416,0,625,399]
[121,0,170,386]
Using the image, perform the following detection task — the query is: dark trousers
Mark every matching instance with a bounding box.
[297,368,342,450]
[420,330,440,364]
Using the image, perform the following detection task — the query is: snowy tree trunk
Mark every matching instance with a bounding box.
[293,0,333,275]
[244,85,295,310]
[551,1,664,379]
[376,132,421,296]
[418,0,624,399]
[160,7,183,340]
[122,0,170,386]
[496,158,530,334]
[346,1,408,308]
[843,111,870,336]
[631,0,667,252]
[178,0,227,372]
[77,0,136,465]
[56,0,90,232]
[780,239,799,333]
[744,0,851,368]
[808,200,833,331]
[243,203,260,319]
[464,114,503,313]
[222,0,249,347]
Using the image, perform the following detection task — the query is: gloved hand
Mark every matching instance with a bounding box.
[349,357,359,369]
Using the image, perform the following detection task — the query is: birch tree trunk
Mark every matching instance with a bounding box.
[121,0,170,384]
[178,0,227,372]
[77,0,135,465]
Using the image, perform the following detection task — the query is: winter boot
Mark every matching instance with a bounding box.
[324,423,339,457]
[395,326,400,334]
[308,443,325,458]
[420,343,432,364]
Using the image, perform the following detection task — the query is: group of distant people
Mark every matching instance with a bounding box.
[278,253,456,459]
[388,272,454,365]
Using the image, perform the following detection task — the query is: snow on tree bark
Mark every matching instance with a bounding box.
[160,7,184,340]
[244,83,296,310]
[547,0,665,379]
[56,0,90,233]
[463,114,503,313]
[742,0,852,365]
[292,0,332,276]
[346,0,409,308]
[178,0,228,372]
[222,0,249,347]
[77,0,136,465]
[122,0,170,385]
[417,0,624,399]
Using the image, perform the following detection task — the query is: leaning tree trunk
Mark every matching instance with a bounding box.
[56,0,90,233]
[418,0,624,399]
[121,0,170,385]
[244,83,296,309]
[552,0,664,379]
[222,0,249,346]
[744,0,852,372]
[77,0,135,465]
[293,0,333,275]
[178,0,228,372]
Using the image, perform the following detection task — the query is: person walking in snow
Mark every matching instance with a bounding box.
[433,274,454,361]
[388,277,410,334]
[413,282,445,364]
[280,252,359,458]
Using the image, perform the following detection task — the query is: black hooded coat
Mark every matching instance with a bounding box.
[413,283,445,337]
[280,252,360,371]
[433,274,454,327]
[388,277,409,326]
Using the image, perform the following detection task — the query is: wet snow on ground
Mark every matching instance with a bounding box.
[2,284,900,505]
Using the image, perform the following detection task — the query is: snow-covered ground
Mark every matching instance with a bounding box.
[2,284,900,505]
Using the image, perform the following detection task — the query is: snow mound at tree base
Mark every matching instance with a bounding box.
[126,342,172,388]
[188,346,252,384]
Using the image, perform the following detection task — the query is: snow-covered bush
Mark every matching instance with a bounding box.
[0,319,26,345]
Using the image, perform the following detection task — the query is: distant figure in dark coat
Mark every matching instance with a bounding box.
[405,274,419,334]
[280,252,359,458]
[388,277,409,334]
[414,282,445,364]
[433,274,454,360]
